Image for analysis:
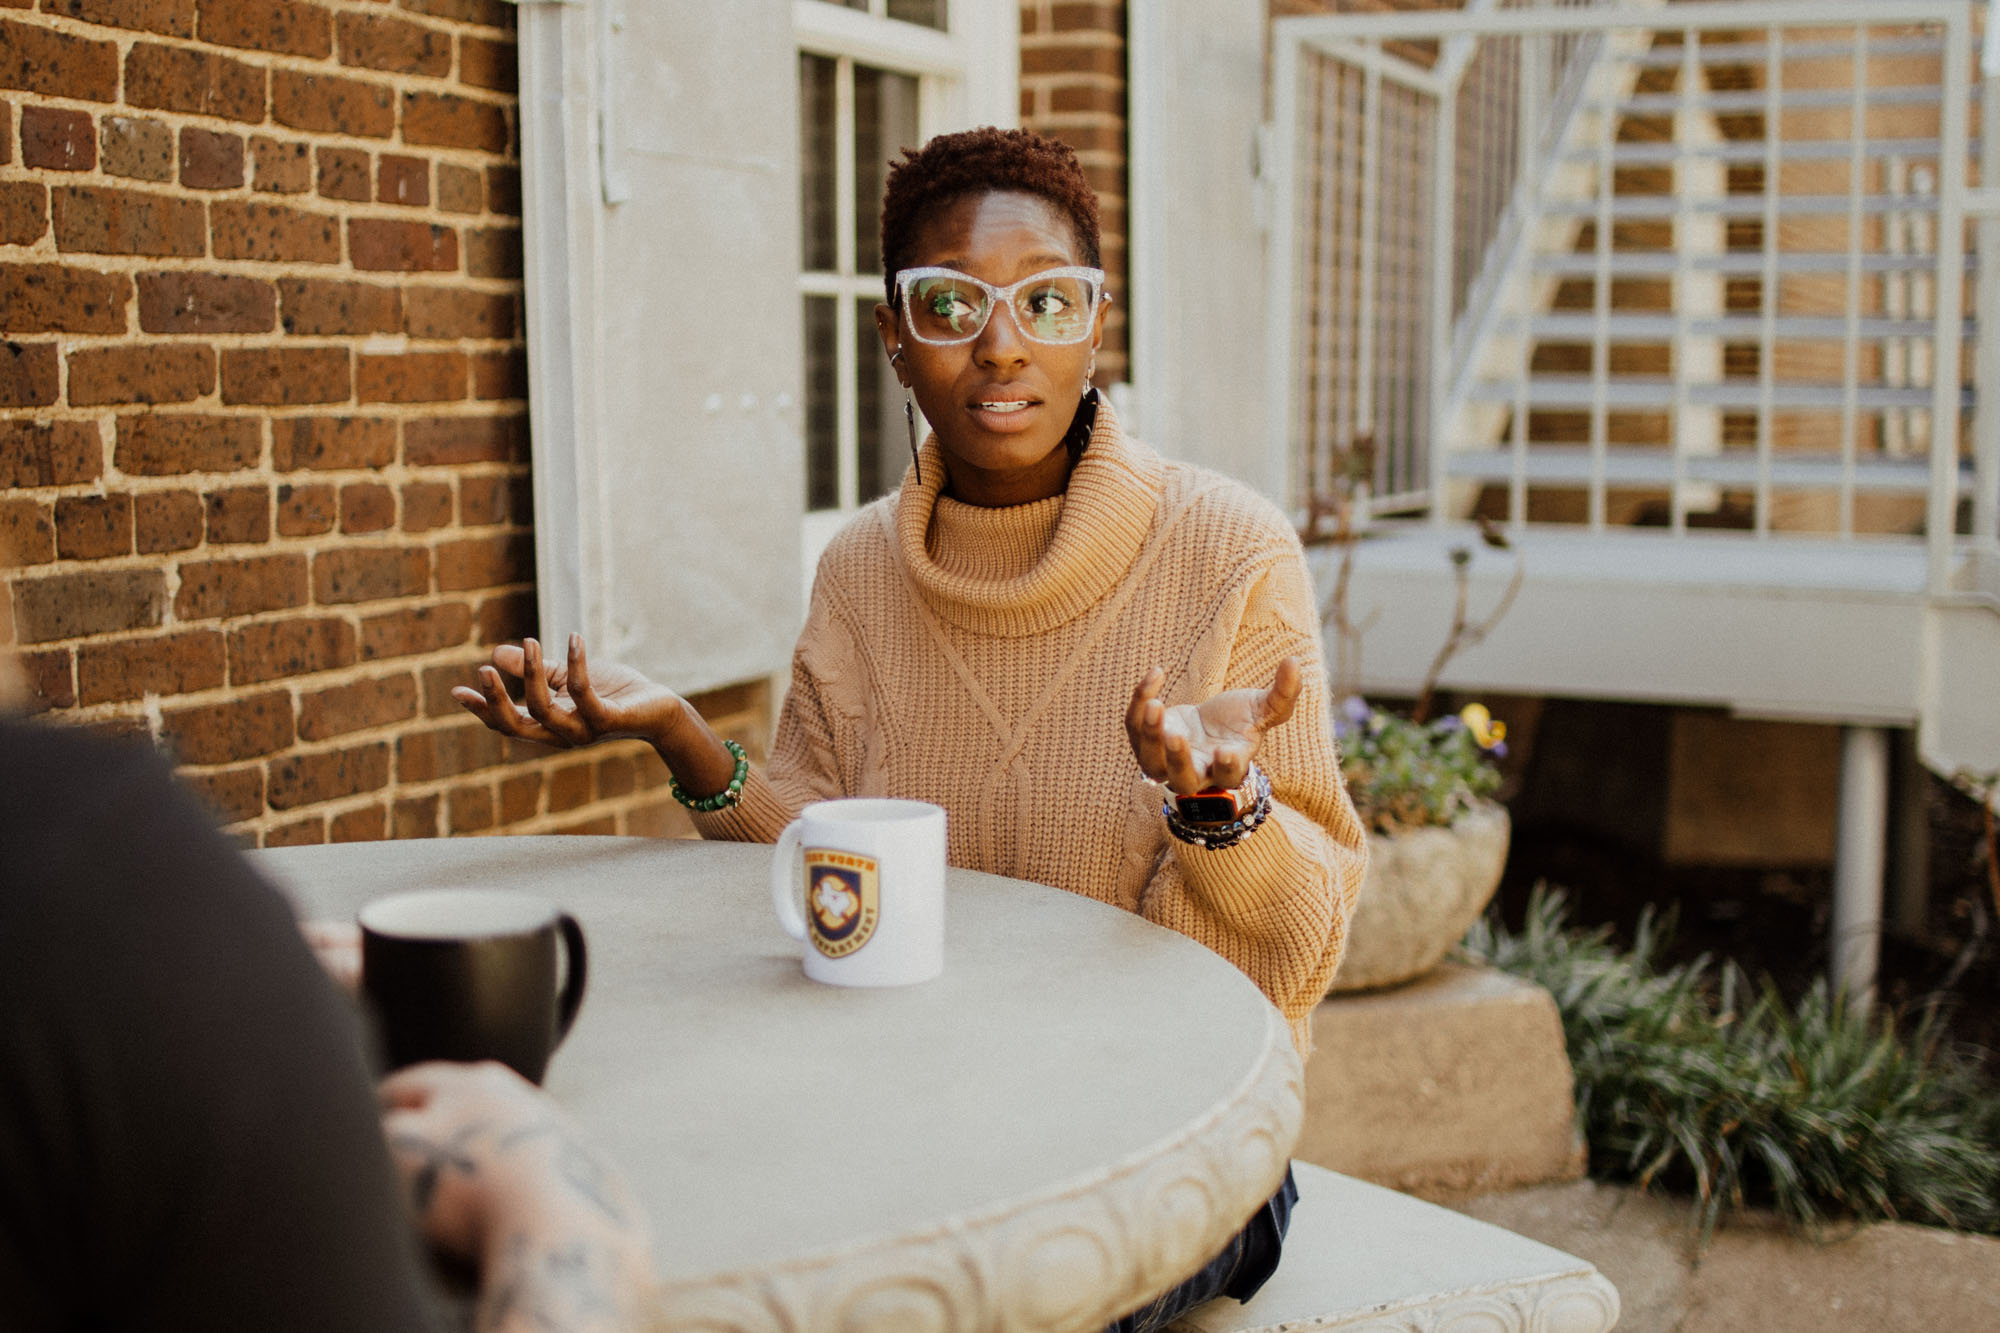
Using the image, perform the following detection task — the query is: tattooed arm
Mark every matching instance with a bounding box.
[380,1062,657,1333]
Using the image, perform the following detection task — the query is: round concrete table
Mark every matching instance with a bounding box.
[256,836,1302,1332]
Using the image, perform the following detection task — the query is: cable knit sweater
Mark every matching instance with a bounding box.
[694,403,1368,1056]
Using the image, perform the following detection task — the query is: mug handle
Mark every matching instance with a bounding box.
[554,912,588,1044]
[770,819,807,941]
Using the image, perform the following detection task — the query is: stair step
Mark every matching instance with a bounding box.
[1539,193,1942,220]
[1439,446,1963,493]
[1531,252,1967,277]
[1627,34,1944,70]
[1580,84,1946,118]
[1560,134,1948,167]
[1494,313,1967,341]
[1462,375,1960,410]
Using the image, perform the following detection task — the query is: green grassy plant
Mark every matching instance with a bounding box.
[1461,888,2000,1240]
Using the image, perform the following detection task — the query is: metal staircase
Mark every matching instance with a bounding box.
[1265,0,2000,992]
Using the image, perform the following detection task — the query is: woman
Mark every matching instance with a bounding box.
[457,127,1368,1328]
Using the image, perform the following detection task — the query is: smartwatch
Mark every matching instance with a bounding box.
[1175,770,1259,825]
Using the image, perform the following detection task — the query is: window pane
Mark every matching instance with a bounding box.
[857,298,904,501]
[886,0,947,31]
[854,66,920,276]
[804,296,839,511]
[800,53,837,273]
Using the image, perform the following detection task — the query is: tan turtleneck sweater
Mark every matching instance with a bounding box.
[695,403,1368,1056]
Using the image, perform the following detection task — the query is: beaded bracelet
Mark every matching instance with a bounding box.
[669,738,748,812]
[1161,764,1273,852]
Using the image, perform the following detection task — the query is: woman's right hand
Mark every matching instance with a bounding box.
[452,634,687,752]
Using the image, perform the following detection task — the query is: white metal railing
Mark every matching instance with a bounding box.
[1266,0,2000,594]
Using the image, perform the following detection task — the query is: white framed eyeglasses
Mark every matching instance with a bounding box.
[894,265,1107,346]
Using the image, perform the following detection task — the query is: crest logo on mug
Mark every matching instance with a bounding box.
[804,849,879,958]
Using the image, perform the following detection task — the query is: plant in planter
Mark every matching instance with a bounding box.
[1302,436,1525,991]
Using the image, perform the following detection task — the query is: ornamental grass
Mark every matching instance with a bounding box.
[1461,888,2000,1242]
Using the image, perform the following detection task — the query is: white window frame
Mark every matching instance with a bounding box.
[794,0,1018,584]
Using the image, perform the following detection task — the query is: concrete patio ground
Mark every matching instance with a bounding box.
[1439,1178,2000,1332]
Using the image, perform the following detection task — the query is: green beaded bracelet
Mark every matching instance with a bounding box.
[669,738,748,812]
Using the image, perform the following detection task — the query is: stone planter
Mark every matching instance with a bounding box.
[1331,801,1511,993]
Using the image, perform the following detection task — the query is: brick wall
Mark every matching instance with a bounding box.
[1019,0,1128,387]
[0,0,763,847]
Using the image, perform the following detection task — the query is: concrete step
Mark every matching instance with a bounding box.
[1169,1163,1620,1333]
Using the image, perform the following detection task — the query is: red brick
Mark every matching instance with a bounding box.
[498,769,540,822]
[377,153,429,207]
[124,41,266,122]
[403,287,511,340]
[203,484,268,543]
[220,346,350,405]
[136,271,273,335]
[435,531,530,591]
[470,349,525,400]
[463,225,520,278]
[197,0,332,59]
[11,567,166,642]
[297,672,416,740]
[437,161,481,213]
[250,134,309,192]
[161,688,292,764]
[548,814,616,837]
[396,717,502,782]
[0,263,131,334]
[357,351,465,403]
[360,601,470,660]
[392,792,439,838]
[272,68,393,137]
[338,482,395,534]
[67,344,215,406]
[447,782,494,832]
[597,751,637,799]
[0,415,98,486]
[401,0,513,29]
[457,473,519,527]
[116,413,261,475]
[265,816,325,847]
[1051,82,1125,116]
[403,413,520,465]
[483,164,519,216]
[272,415,395,471]
[133,488,203,551]
[53,493,133,559]
[0,341,59,408]
[0,16,119,101]
[0,498,54,564]
[267,740,391,809]
[178,125,243,189]
[277,277,401,336]
[1047,2,1120,33]
[174,553,308,619]
[348,218,458,271]
[457,33,515,92]
[315,145,371,202]
[473,588,531,644]
[275,481,335,536]
[1021,43,1123,79]
[0,181,47,244]
[17,648,76,713]
[314,546,428,605]
[624,799,691,839]
[42,0,197,38]
[401,479,453,531]
[0,98,7,162]
[99,115,174,181]
[547,760,591,811]
[21,106,97,171]
[339,10,450,76]
[211,200,341,263]
[182,763,263,823]
[418,659,473,715]
[77,628,225,703]
[52,185,206,257]
[227,615,354,683]
[329,802,387,842]
[400,91,506,152]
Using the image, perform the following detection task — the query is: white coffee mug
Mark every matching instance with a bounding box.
[770,798,946,987]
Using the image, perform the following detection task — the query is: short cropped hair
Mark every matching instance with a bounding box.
[879,126,1103,303]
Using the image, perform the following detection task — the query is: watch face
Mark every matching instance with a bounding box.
[1177,793,1241,824]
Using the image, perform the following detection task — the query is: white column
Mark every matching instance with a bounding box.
[1831,725,1891,1001]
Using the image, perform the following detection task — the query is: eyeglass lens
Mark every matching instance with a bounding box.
[906,272,1097,344]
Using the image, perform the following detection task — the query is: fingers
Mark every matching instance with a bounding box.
[1125,668,1169,781]
[520,638,591,746]
[1204,741,1251,792]
[1259,656,1304,729]
[565,633,609,730]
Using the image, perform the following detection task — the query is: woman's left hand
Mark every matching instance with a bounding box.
[1126,657,1303,795]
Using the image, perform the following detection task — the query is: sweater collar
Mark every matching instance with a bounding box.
[891,397,1164,637]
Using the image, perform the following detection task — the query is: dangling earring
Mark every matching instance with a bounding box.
[891,349,921,487]
[1084,357,1096,396]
